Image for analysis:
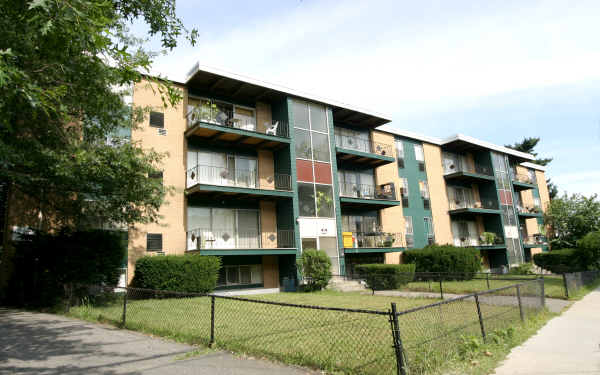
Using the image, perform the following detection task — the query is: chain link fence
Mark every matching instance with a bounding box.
[562,270,600,298]
[65,279,545,375]
[392,279,544,375]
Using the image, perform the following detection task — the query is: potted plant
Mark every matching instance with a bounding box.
[480,232,497,245]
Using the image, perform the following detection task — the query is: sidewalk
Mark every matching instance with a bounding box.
[493,286,600,375]
[0,309,313,375]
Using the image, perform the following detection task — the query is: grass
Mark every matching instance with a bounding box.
[403,275,567,299]
[67,290,545,375]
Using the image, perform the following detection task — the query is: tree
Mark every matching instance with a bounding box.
[544,193,600,249]
[0,0,196,291]
[505,137,557,198]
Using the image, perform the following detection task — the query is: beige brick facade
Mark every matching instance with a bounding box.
[423,143,453,245]
[128,80,188,282]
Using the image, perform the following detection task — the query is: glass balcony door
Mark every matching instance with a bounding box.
[187,207,260,249]
[452,220,479,246]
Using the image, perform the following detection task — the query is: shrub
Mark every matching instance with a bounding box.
[131,254,220,293]
[402,244,481,279]
[355,264,416,292]
[533,249,581,273]
[577,231,600,270]
[297,249,332,291]
[5,229,127,307]
[508,262,535,275]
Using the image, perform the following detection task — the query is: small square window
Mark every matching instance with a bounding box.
[147,233,163,251]
[149,171,163,181]
[149,111,164,128]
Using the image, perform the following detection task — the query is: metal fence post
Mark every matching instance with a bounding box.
[121,288,128,326]
[474,294,486,341]
[439,277,444,300]
[209,296,215,348]
[486,273,490,290]
[389,303,407,375]
[539,277,545,308]
[516,284,524,322]
[562,273,569,299]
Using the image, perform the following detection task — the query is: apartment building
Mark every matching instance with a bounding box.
[117,64,551,289]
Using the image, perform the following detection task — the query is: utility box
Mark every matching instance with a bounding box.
[342,232,354,248]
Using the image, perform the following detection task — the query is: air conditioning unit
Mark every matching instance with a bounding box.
[155,251,165,256]
[158,128,167,136]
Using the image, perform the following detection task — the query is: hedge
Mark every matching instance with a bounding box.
[402,244,481,279]
[355,264,416,292]
[131,254,220,293]
[533,249,581,274]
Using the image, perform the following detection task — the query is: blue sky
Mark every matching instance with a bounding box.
[135,0,600,196]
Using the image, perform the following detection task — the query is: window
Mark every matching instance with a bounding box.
[309,103,328,133]
[294,128,312,159]
[302,238,317,250]
[311,132,330,162]
[149,171,163,183]
[405,217,413,235]
[396,141,405,168]
[147,233,163,251]
[218,264,263,286]
[298,183,316,216]
[149,111,164,128]
[316,184,334,217]
[336,127,370,152]
[293,100,310,129]
[187,208,259,249]
[399,178,409,197]
[419,180,429,198]
[424,217,434,244]
[414,144,424,162]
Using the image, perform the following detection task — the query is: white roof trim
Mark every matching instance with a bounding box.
[185,63,392,123]
[441,134,534,160]
[376,125,443,145]
[520,162,546,171]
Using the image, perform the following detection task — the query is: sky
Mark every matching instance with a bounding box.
[134,0,600,196]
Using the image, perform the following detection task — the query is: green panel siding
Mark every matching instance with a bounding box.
[328,107,346,274]
[286,97,302,265]
[396,137,432,249]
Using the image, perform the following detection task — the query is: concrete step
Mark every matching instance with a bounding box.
[328,279,367,292]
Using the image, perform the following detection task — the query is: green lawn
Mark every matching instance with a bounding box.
[403,275,567,299]
[68,290,543,374]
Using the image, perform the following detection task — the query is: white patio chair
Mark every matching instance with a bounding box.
[265,121,278,135]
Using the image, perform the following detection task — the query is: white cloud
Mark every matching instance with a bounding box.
[150,0,600,118]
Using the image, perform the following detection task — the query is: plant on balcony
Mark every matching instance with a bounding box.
[480,232,497,246]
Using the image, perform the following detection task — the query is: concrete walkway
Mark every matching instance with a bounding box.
[493,287,600,375]
[0,309,313,375]
[370,290,572,313]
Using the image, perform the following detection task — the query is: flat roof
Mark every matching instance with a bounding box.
[441,134,534,162]
[376,127,535,162]
[376,125,443,145]
[185,63,391,128]
[520,162,547,171]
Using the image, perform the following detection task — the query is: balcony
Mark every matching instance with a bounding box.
[454,234,506,250]
[448,199,501,217]
[186,228,296,255]
[335,134,395,168]
[343,232,404,253]
[186,164,293,199]
[444,162,495,183]
[522,234,547,247]
[339,182,400,208]
[516,205,543,218]
[511,172,537,191]
[185,103,290,151]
